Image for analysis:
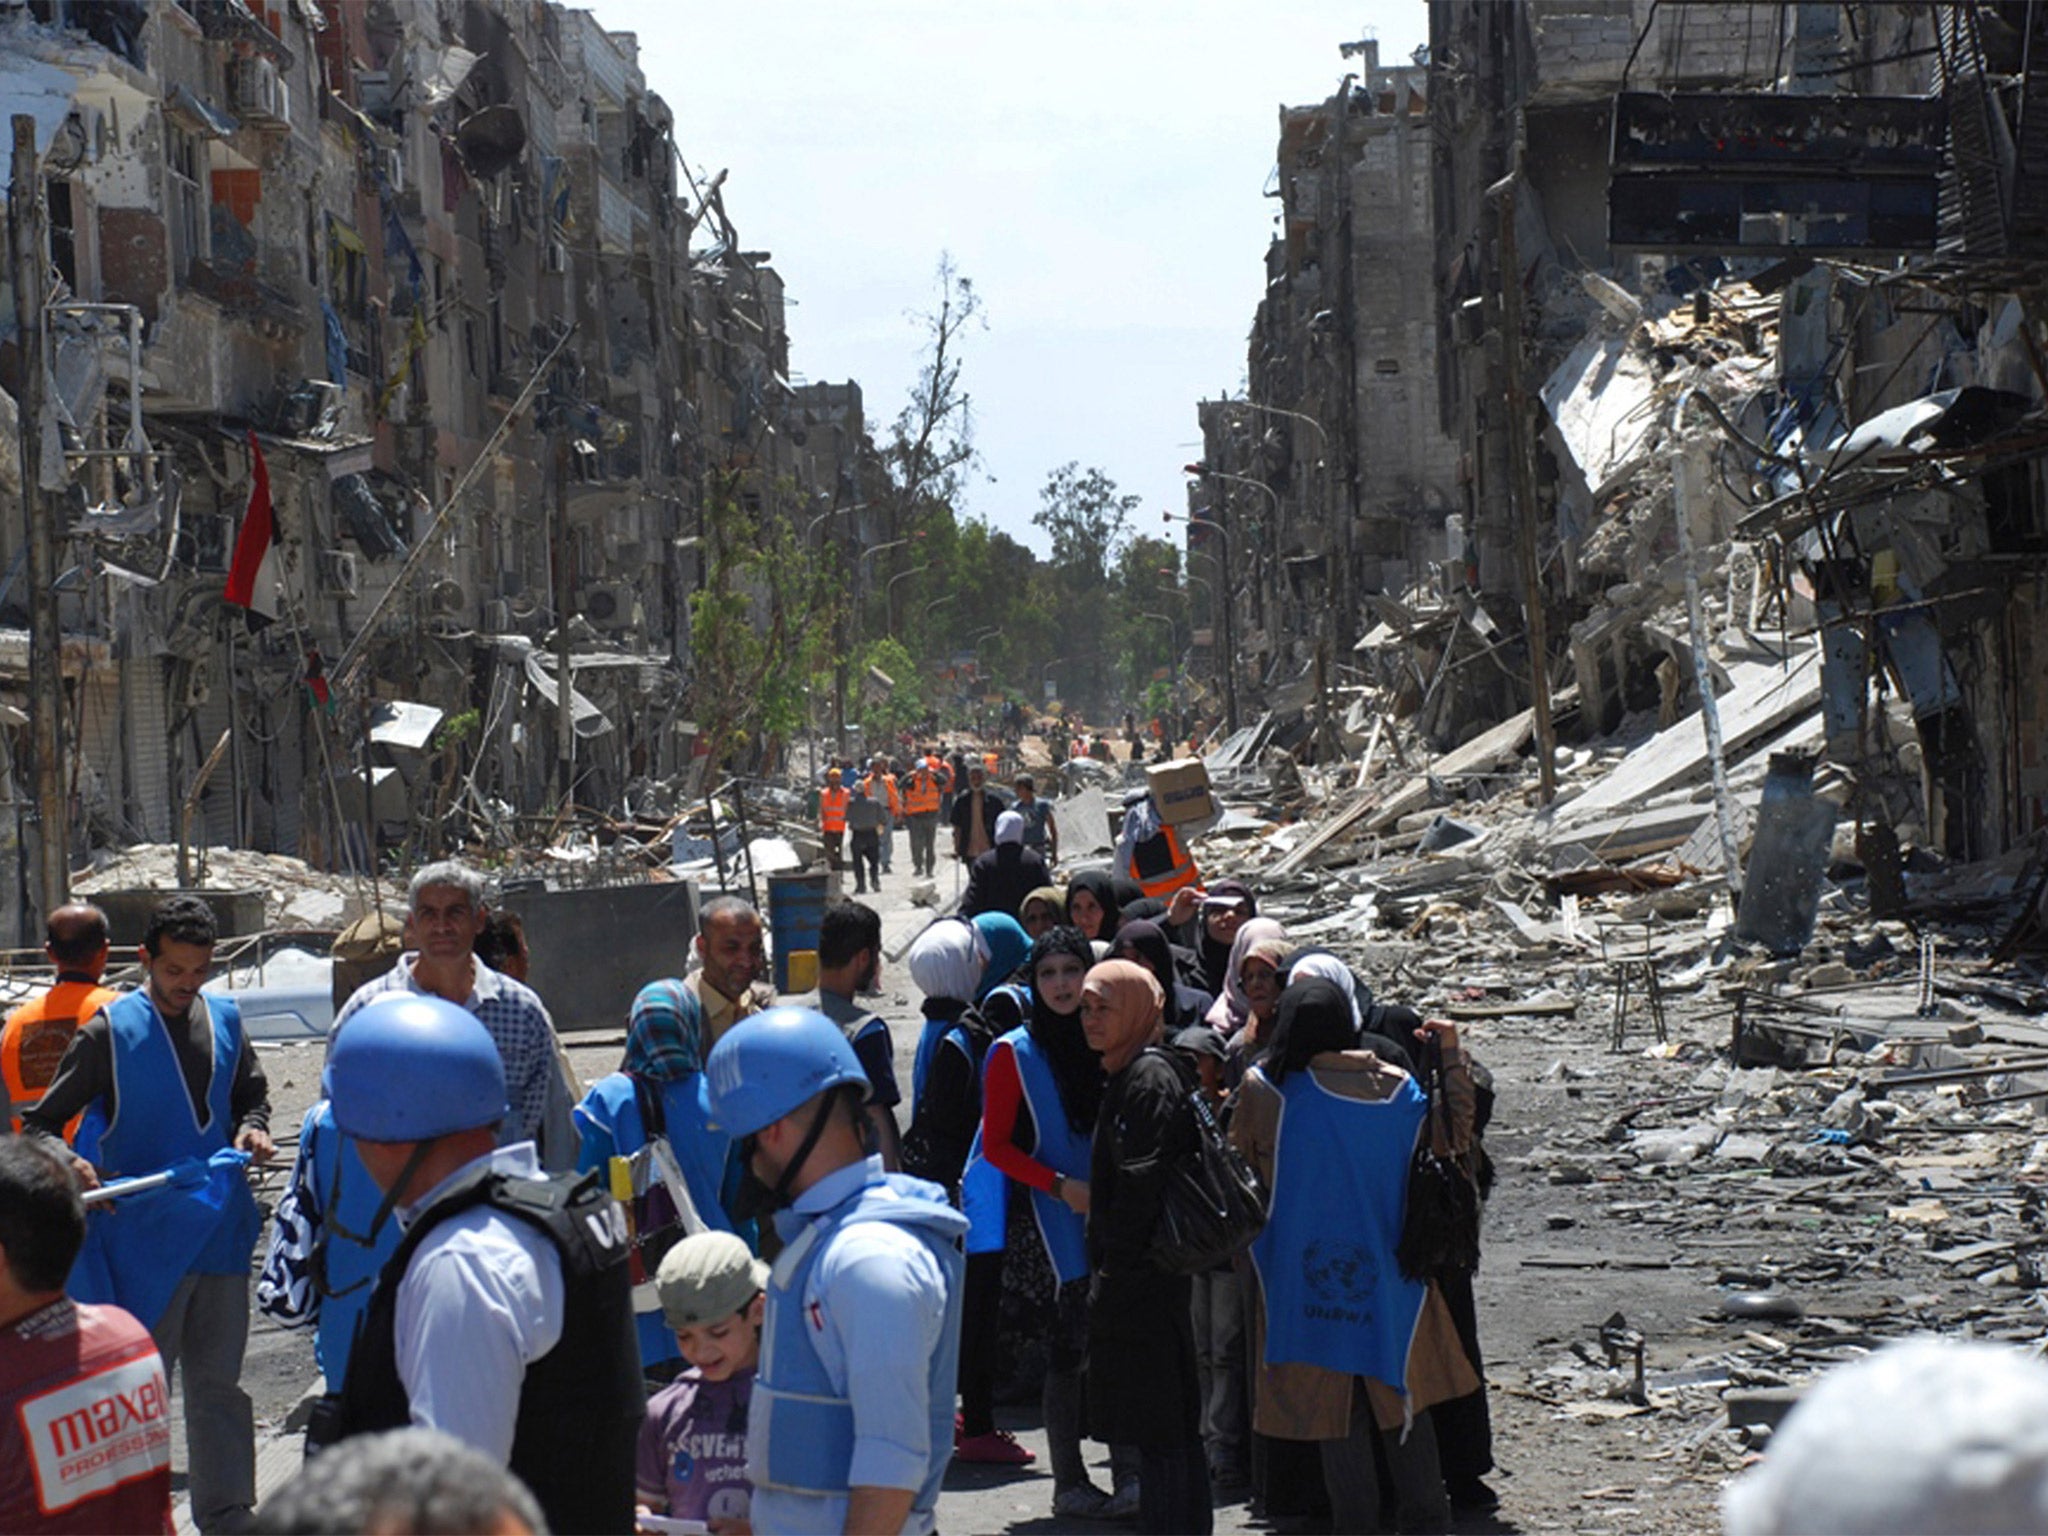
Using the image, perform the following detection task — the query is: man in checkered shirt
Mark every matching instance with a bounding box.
[332,861,576,1169]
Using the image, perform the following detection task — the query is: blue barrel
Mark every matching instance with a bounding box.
[766,872,830,993]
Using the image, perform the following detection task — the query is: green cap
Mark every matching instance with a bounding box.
[654,1232,768,1330]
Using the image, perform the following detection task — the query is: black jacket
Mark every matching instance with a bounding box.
[948,784,1007,856]
[331,1164,643,1535]
[961,843,1051,923]
[1085,1043,1203,1448]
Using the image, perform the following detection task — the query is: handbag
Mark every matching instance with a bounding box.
[1148,1055,1267,1275]
[1395,1031,1483,1281]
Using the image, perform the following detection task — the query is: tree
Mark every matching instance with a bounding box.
[688,470,840,774]
[1032,464,1141,715]
[875,256,983,634]
[1034,463,1136,575]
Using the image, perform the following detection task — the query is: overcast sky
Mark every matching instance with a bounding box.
[593,2,1430,555]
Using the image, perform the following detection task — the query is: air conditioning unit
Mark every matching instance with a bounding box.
[232,57,288,128]
[580,580,636,629]
[482,598,513,632]
[428,578,468,616]
[316,548,358,597]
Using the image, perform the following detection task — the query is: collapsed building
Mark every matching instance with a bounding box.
[0,0,880,940]
[1197,1,2048,893]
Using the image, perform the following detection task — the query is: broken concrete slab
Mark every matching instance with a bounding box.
[1554,654,1822,835]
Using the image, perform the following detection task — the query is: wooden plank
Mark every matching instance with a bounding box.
[1444,994,1579,1019]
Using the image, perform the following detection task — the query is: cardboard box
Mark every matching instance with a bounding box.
[1147,757,1215,826]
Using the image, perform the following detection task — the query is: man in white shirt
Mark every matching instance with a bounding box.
[313,994,641,1534]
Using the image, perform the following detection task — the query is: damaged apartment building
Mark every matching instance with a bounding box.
[1203,2,2048,880]
[1192,37,1461,743]
[0,0,874,938]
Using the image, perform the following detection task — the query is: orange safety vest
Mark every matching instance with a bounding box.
[928,756,953,795]
[1129,822,1200,901]
[2,978,118,1138]
[864,772,901,817]
[902,767,940,816]
[820,784,850,834]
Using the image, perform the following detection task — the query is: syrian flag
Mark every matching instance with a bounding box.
[224,431,280,631]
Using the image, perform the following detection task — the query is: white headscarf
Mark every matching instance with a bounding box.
[1287,953,1363,1029]
[906,917,987,1006]
[995,810,1025,846]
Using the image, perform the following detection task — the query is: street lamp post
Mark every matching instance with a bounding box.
[1163,507,1238,734]
[1219,398,1329,454]
[885,560,929,634]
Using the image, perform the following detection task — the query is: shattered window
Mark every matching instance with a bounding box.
[164,122,207,279]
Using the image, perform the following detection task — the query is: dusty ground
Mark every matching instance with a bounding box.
[176,835,2027,1533]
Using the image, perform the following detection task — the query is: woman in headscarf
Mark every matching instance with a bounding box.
[1205,916,1291,1039]
[900,915,1020,1196]
[576,978,748,1370]
[1080,960,1213,1534]
[959,927,1138,1515]
[903,914,1029,1108]
[1192,879,1257,996]
[1288,949,1424,1074]
[898,916,1036,1472]
[1232,978,1479,1534]
[1110,918,1214,1033]
[1065,869,1124,946]
[1020,884,1066,941]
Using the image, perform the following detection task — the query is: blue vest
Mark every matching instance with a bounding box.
[1249,1066,1430,1390]
[960,1030,1090,1284]
[302,1103,399,1385]
[576,1071,747,1369]
[69,991,263,1329]
[749,1170,966,1532]
[911,1015,951,1109]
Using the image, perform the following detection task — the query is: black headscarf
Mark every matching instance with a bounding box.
[1262,977,1359,1083]
[1197,878,1257,995]
[1065,870,1122,944]
[1109,919,1190,1028]
[1027,925,1103,1134]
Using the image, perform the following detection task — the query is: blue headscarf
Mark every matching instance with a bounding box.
[621,978,706,1082]
[971,912,1030,1002]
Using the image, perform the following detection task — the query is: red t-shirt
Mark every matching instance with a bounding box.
[0,1298,172,1534]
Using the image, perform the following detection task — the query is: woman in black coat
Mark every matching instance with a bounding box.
[1080,959,1212,1535]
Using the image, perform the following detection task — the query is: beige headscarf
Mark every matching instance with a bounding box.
[1081,959,1166,1073]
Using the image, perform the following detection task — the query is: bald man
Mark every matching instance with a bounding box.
[2,903,118,1137]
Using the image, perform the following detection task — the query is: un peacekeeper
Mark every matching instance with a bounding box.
[314,994,642,1535]
[704,1006,968,1535]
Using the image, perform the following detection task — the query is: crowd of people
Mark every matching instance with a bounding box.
[0,760,1507,1536]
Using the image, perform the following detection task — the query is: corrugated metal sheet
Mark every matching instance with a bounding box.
[122,657,172,842]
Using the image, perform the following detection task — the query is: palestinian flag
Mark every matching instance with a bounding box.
[303,646,334,714]
[224,431,280,631]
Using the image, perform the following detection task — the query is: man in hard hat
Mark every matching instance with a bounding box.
[704,1007,967,1536]
[314,993,641,1535]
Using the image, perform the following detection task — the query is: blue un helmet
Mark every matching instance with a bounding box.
[704,1006,868,1138]
[324,994,508,1142]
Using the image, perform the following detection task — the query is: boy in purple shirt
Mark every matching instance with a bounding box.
[637,1233,766,1533]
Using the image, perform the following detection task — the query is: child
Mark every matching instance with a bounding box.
[636,1232,766,1534]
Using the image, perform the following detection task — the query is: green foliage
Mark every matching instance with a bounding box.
[855,635,926,737]
[688,471,842,770]
[432,707,481,750]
